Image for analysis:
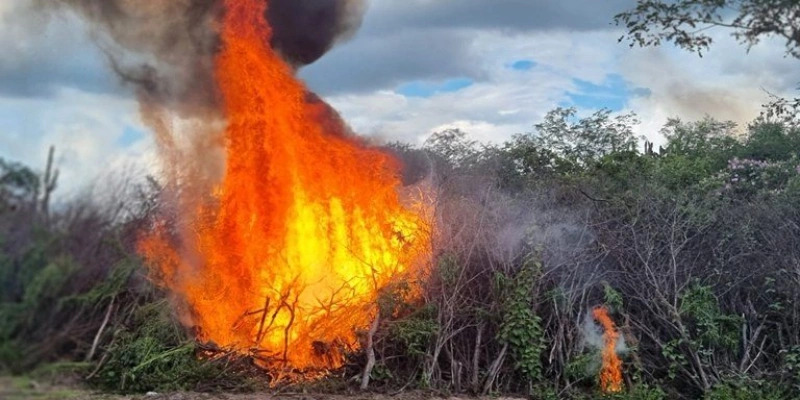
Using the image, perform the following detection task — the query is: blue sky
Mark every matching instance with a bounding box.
[565,74,651,111]
[1,0,798,193]
[396,78,475,98]
[511,60,537,71]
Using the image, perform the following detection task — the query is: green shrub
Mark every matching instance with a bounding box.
[91,300,255,393]
[704,380,791,400]
[496,257,545,385]
[679,284,741,351]
[607,383,668,400]
[565,352,598,383]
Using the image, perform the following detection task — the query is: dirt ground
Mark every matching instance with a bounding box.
[0,377,523,400]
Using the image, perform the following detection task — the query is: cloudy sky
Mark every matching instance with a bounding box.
[1,0,798,195]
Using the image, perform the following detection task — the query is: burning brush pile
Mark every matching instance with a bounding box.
[6,0,639,395]
[138,0,432,373]
[7,0,800,398]
[49,0,432,378]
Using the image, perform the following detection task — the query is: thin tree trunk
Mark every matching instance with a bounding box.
[360,313,380,390]
[482,343,507,395]
[86,297,115,362]
[471,323,484,392]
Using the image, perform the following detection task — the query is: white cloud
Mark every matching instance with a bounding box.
[2,0,799,197]
[323,29,627,145]
[323,26,799,149]
[0,88,156,198]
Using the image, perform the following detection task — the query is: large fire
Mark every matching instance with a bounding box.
[140,0,430,372]
[592,306,623,393]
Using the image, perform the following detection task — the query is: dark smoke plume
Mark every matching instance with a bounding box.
[268,0,366,66]
[39,0,366,114]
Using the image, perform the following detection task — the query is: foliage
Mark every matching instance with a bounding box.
[615,0,800,123]
[704,380,791,400]
[503,134,581,179]
[91,301,255,393]
[565,352,597,383]
[602,284,624,313]
[679,284,742,351]
[661,118,739,160]
[5,106,800,398]
[609,383,668,400]
[531,107,639,166]
[0,158,38,212]
[615,0,800,59]
[495,258,545,384]
[389,307,438,359]
[423,128,480,167]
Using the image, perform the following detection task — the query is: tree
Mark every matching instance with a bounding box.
[502,134,579,179]
[530,107,639,166]
[423,128,480,167]
[615,0,800,59]
[0,157,38,214]
[615,0,800,121]
[660,117,739,157]
[742,119,800,161]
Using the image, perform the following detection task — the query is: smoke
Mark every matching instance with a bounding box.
[269,0,367,67]
[581,309,627,369]
[29,0,369,217]
[622,48,764,136]
[36,0,219,115]
[38,0,367,114]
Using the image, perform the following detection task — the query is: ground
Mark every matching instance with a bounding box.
[1,377,520,400]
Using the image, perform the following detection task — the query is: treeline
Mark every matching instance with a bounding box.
[376,109,800,399]
[1,110,800,399]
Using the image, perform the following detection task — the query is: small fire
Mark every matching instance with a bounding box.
[140,0,430,372]
[592,306,623,393]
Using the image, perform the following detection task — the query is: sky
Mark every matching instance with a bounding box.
[1,0,799,196]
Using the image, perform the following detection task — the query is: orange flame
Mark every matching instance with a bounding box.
[592,306,623,393]
[139,0,430,372]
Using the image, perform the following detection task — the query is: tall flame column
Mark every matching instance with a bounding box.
[140,0,430,371]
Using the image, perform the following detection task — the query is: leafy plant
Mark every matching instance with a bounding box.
[496,257,545,384]
[679,284,741,351]
[704,380,790,400]
[91,300,254,393]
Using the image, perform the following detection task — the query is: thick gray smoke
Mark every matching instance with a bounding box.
[38,0,366,114]
[29,0,368,239]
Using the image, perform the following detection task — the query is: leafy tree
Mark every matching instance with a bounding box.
[501,134,581,180]
[616,0,800,121]
[423,128,480,167]
[615,0,800,59]
[658,118,740,181]
[530,107,639,166]
[742,120,800,161]
[0,158,38,213]
[661,117,739,157]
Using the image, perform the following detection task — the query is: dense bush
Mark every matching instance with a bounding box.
[2,111,800,399]
[0,155,257,393]
[367,110,800,398]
